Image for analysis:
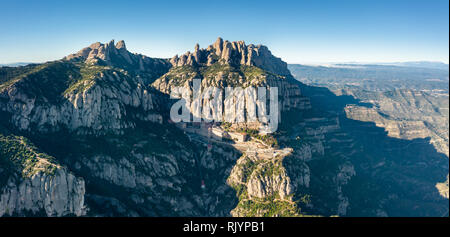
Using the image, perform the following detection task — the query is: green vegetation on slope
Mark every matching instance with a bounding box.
[156,63,275,89]
[0,60,162,104]
[237,127,278,147]
[63,64,109,95]
[0,132,59,188]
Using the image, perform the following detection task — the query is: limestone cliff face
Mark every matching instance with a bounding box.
[0,168,85,217]
[0,132,86,217]
[152,38,310,129]
[0,62,166,134]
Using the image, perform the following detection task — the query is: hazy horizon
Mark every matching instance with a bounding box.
[2,57,449,66]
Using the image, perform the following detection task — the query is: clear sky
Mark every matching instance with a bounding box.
[1,0,448,64]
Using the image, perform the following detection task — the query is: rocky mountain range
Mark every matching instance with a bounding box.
[0,38,448,217]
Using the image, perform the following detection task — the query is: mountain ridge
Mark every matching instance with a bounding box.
[0,39,448,217]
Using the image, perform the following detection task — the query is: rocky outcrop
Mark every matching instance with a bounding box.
[170,37,291,77]
[225,134,312,216]
[65,40,171,76]
[335,162,355,216]
[246,171,293,200]
[0,169,85,217]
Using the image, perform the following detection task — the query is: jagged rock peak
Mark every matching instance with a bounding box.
[169,37,291,76]
[63,40,171,75]
[65,39,129,62]
[115,40,127,50]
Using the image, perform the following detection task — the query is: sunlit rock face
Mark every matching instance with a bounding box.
[169,37,291,77]
[0,169,85,217]
[1,69,164,134]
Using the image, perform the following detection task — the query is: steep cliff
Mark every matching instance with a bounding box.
[0,132,85,216]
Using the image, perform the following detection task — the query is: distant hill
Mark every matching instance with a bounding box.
[0,62,33,67]
[288,63,449,92]
[378,61,449,71]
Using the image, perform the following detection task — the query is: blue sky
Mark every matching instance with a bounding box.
[1,0,448,64]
